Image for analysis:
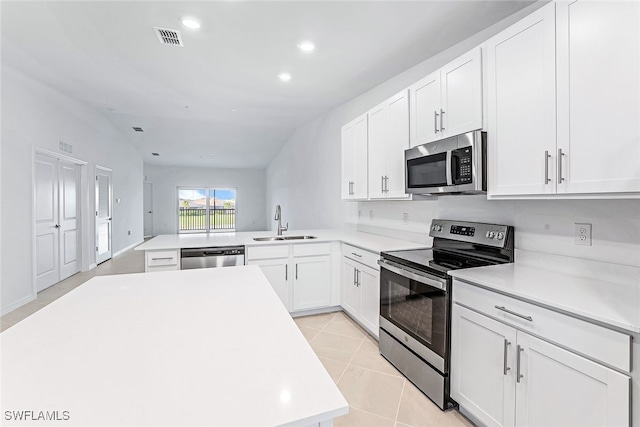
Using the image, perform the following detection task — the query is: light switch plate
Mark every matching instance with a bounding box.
[574,223,592,246]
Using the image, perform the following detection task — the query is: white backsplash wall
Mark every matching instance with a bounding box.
[352,197,640,268]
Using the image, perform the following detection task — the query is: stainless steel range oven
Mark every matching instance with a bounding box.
[378,220,514,410]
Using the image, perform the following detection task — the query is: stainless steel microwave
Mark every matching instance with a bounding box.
[405,130,486,195]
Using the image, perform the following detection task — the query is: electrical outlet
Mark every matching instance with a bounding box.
[574,223,592,246]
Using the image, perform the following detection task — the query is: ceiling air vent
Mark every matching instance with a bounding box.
[154,27,184,47]
[132,127,144,132]
[151,153,160,157]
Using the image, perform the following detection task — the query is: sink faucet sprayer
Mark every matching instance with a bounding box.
[274,205,288,236]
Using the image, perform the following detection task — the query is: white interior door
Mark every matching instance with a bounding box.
[143,182,153,237]
[58,160,80,280]
[95,166,112,265]
[35,154,60,292]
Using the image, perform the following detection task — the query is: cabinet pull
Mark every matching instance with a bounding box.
[356,269,361,287]
[516,345,524,383]
[434,110,439,133]
[503,340,511,375]
[381,176,385,193]
[295,264,298,280]
[151,257,174,261]
[544,150,551,184]
[495,305,533,322]
[557,148,565,183]
[351,252,362,258]
[285,264,288,281]
[353,268,357,286]
[440,109,445,131]
[385,176,389,193]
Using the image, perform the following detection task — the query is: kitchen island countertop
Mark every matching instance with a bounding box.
[0,266,348,426]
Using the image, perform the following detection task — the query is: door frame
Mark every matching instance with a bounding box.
[95,165,113,265]
[31,148,87,297]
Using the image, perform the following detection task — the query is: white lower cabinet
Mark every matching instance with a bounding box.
[247,243,331,313]
[341,244,380,337]
[145,250,180,273]
[451,283,631,427]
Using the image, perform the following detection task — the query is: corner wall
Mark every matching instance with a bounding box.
[143,164,266,235]
[1,65,144,315]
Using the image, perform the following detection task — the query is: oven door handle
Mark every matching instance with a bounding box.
[378,259,446,291]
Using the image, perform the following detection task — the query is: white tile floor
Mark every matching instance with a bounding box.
[1,246,473,426]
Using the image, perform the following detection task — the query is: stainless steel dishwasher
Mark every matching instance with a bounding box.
[180,246,245,270]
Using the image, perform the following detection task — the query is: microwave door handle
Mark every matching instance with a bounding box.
[451,152,460,185]
[445,150,453,186]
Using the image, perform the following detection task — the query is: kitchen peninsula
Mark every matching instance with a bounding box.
[0,266,348,426]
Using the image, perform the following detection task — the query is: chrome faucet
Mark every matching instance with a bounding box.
[274,205,288,236]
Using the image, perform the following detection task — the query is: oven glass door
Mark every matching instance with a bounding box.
[406,152,449,188]
[379,265,447,358]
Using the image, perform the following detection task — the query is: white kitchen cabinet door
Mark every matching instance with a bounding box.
[556,0,640,194]
[341,114,368,200]
[249,258,291,311]
[293,255,331,311]
[367,101,388,199]
[451,304,516,427]
[358,264,380,336]
[441,47,483,139]
[341,257,361,318]
[409,71,441,147]
[385,90,410,198]
[367,90,410,200]
[487,3,557,197]
[515,333,630,427]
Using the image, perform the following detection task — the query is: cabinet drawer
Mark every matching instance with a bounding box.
[342,243,379,269]
[453,279,631,372]
[293,242,331,257]
[146,250,179,266]
[246,245,289,260]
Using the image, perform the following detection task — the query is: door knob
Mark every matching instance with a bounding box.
[54,224,60,228]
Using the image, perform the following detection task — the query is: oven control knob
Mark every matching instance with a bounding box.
[487,231,495,239]
[496,232,504,240]
[432,224,442,232]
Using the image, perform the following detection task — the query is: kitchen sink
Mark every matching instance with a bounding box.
[253,235,317,241]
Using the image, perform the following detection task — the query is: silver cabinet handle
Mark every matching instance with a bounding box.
[381,176,385,193]
[516,345,524,383]
[434,110,439,133]
[351,252,362,258]
[151,257,173,261]
[385,176,389,193]
[285,264,288,281]
[440,109,445,131]
[356,269,361,287]
[558,148,565,183]
[353,267,357,286]
[503,340,511,375]
[295,264,298,280]
[544,150,551,184]
[495,305,533,322]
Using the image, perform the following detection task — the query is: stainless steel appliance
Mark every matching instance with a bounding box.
[405,130,486,195]
[378,219,514,409]
[181,246,245,270]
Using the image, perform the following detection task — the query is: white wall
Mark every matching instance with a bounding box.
[144,164,266,235]
[266,2,640,268]
[1,65,144,315]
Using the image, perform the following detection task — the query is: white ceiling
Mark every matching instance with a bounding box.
[1,1,534,169]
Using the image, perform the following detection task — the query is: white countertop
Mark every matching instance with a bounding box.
[450,251,640,334]
[0,266,348,426]
[135,229,427,254]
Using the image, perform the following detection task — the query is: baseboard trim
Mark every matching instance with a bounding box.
[290,306,342,318]
[1,293,37,317]
[113,240,144,258]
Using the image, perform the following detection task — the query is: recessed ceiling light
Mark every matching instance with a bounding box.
[278,73,292,82]
[181,17,201,29]
[297,41,315,52]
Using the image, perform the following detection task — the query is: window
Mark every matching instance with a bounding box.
[178,187,236,233]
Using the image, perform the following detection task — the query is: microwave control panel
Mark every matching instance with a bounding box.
[453,147,473,185]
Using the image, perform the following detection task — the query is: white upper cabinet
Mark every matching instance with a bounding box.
[367,89,411,199]
[409,47,483,147]
[341,114,368,200]
[487,2,557,197]
[556,0,640,194]
[488,0,640,198]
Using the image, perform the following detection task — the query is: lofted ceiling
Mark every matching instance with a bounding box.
[1,1,534,169]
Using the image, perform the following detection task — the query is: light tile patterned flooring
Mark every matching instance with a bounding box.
[1,246,473,427]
